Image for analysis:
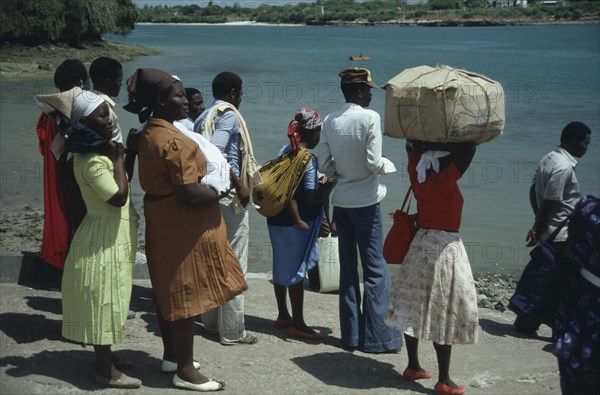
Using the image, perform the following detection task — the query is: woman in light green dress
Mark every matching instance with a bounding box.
[61,91,140,388]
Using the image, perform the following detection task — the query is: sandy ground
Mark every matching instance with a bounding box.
[0,275,560,395]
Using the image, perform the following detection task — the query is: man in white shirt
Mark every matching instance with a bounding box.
[527,121,592,247]
[315,68,402,353]
[515,121,592,334]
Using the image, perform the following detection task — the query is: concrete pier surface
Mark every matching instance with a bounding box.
[0,274,560,394]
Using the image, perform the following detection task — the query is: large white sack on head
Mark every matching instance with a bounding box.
[384,65,505,143]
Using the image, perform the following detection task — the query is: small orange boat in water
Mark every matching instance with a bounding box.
[349,55,370,61]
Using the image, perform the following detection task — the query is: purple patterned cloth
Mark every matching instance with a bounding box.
[554,195,599,395]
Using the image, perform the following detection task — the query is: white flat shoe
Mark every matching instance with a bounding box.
[161,359,201,373]
[173,374,225,392]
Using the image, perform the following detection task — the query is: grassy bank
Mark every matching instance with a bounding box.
[0,41,158,78]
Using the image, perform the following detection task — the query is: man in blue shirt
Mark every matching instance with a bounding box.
[195,71,258,345]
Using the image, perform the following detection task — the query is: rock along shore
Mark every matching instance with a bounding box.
[0,41,158,78]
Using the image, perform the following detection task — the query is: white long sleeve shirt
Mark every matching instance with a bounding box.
[315,102,387,208]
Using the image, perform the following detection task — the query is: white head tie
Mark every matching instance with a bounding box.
[71,91,105,123]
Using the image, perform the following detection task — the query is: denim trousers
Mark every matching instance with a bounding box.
[333,203,402,352]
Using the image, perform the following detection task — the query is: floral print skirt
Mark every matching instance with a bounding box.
[386,228,479,345]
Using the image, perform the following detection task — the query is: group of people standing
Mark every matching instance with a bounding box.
[36,62,255,391]
[34,61,478,394]
[34,57,595,395]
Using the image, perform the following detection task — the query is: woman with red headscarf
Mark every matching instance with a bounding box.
[266,107,335,341]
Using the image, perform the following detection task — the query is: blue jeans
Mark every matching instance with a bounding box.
[334,204,402,352]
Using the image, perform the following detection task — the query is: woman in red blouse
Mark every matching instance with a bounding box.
[386,141,478,395]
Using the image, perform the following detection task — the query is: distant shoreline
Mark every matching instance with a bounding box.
[137,21,303,27]
[137,18,599,28]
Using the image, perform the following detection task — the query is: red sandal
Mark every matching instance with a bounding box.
[287,326,325,341]
[434,382,465,395]
[402,368,433,381]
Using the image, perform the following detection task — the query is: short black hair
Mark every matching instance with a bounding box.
[89,57,122,85]
[561,121,591,144]
[212,72,242,99]
[54,59,88,92]
[340,82,368,101]
[185,87,201,101]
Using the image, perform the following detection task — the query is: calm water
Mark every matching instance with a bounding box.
[1,24,598,275]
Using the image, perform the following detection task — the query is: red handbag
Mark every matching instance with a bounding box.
[384,186,418,264]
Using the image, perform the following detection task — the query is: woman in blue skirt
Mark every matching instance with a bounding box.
[267,107,334,341]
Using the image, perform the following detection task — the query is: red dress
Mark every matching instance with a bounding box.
[36,113,69,269]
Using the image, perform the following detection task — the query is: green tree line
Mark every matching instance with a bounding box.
[0,0,137,46]
[1,0,597,46]
[137,0,599,25]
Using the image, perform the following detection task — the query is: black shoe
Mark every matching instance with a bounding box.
[340,344,358,352]
[513,315,541,334]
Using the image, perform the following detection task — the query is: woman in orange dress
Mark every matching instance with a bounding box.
[124,68,247,392]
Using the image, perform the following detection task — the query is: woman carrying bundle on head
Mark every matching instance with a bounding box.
[386,140,479,395]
